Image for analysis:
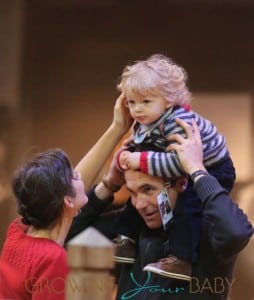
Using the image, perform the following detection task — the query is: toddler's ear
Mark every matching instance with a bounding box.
[165,99,174,108]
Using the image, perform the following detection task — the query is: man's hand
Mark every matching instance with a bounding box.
[166,118,206,175]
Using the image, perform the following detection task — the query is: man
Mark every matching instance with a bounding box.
[68,119,253,300]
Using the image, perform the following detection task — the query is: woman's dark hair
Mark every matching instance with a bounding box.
[12,148,75,229]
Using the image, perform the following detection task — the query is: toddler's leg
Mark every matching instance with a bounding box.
[112,198,144,264]
[207,156,236,193]
[143,182,202,281]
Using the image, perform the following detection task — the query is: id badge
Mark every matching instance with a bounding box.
[157,187,173,230]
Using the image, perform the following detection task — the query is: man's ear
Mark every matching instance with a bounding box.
[175,176,188,192]
[64,196,74,208]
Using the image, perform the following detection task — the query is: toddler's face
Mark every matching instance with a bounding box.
[126,94,171,125]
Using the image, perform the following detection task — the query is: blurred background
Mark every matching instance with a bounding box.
[0,0,253,299]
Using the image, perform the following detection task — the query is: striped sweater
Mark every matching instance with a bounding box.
[133,105,229,178]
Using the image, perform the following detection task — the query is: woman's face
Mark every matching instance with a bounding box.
[70,171,88,214]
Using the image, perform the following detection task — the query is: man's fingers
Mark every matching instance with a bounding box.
[191,119,200,137]
[166,143,180,152]
[167,133,185,145]
[175,118,193,138]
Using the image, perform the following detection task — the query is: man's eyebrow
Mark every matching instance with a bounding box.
[140,183,153,189]
[126,186,134,193]
[126,183,152,193]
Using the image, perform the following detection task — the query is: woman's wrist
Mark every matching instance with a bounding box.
[102,174,122,193]
[109,122,127,139]
[95,182,115,199]
[106,124,123,141]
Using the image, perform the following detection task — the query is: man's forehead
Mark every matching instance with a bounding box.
[125,169,163,186]
[124,169,187,191]
[125,169,150,180]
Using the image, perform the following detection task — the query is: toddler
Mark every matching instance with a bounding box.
[113,54,235,281]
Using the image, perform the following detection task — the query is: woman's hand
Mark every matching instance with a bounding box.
[112,93,133,135]
[104,148,126,189]
[75,94,133,191]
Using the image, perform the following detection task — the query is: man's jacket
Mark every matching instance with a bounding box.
[115,175,253,300]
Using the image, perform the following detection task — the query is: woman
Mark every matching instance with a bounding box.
[0,94,132,300]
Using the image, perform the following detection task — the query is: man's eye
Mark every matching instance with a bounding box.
[144,100,151,104]
[130,192,137,198]
[143,186,152,193]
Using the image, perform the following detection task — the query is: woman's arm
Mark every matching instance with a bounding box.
[66,148,126,241]
[75,93,133,190]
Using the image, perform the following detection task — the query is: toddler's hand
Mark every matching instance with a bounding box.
[127,152,141,170]
[119,151,141,170]
[119,151,131,170]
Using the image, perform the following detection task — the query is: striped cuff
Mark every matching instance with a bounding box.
[194,175,225,204]
[115,149,125,172]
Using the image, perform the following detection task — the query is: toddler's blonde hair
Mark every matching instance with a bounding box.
[117,54,191,105]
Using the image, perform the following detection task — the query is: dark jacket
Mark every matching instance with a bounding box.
[66,177,253,300]
[116,175,253,300]
[65,186,115,242]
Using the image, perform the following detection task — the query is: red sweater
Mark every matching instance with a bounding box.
[0,218,69,300]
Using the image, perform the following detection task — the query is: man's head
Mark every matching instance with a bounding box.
[124,169,188,229]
